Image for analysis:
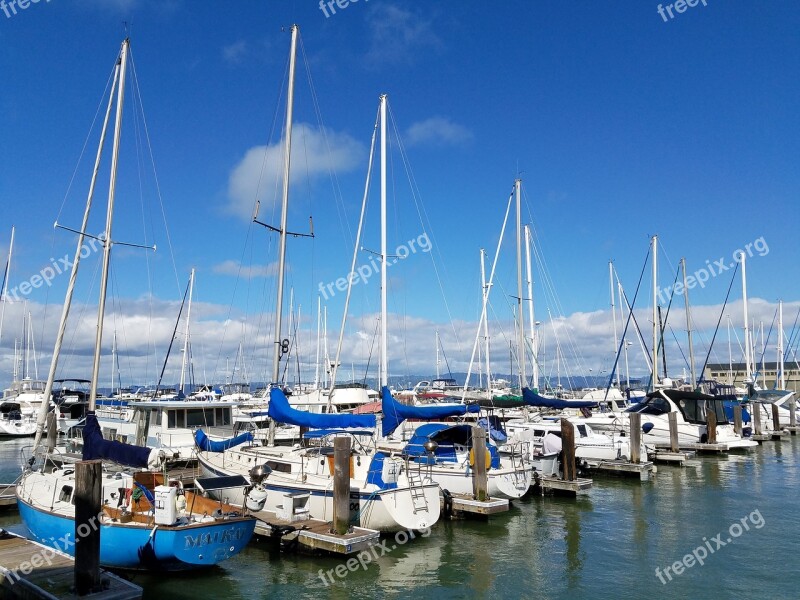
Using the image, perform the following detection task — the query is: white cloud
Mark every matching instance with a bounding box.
[222,40,247,64]
[226,123,364,221]
[365,4,443,66]
[212,260,280,279]
[405,117,474,147]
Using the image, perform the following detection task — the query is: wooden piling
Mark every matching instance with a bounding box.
[752,402,763,436]
[668,412,679,452]
[332,436,351,536]
[706,410,717,444]
[74,460,102,596]
[561,419,576,481]
[771,404,781,431]
[629,413,642,464]
[733,405,743,436]
[471,425,489,502]
[790,398,797,428]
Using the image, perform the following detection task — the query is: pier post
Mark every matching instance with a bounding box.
[790,397,797,433]
[471,426,489,502]
[629,413,642,464]
[45,411,58,453]
[668,412,679,452]
[771,404,781,432]
[733,405,743,436]
[332,436,351,536]
[753,402,763,436]
[74,460,102,596]
[706,410,717,444]
[560,419,576,481]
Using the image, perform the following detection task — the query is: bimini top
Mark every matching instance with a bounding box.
[403,423,501,469]
[381,386,480,437]
[268,387,377,430]
[522,387,598,409]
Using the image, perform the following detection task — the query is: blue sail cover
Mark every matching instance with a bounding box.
[522,388,598,410]
[381,386,480,437]
[81,411,151,468]
[194,428,253,452]
[268,387,377,429]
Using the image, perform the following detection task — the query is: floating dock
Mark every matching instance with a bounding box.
[533,475,592,496]
[587,460,655,481]
[752,430,790,441]
[441,492,509,518]
[651,450,693,465]
[0,531,142,600]
[250,509,380,556]
[0,483,16,509]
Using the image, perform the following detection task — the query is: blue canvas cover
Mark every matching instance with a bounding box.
[194,428,253,452]
[81,411,151,468]
[522,387,598,409]
[381,386,480,437]
[268,387,377,429]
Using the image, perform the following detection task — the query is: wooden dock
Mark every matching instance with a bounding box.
[587,460,655,481]
[533,475,592,496]
[0,483,17,510]
[250,509,380,556]
[0,531,142,600]
[441,491,508,519]
[652,450,693,465]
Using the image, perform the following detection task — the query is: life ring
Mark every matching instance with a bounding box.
[469,448,492,470]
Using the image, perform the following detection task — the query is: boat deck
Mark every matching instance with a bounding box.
[0,531,142,599]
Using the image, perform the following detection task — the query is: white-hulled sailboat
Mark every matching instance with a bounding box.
[16,38,256,571]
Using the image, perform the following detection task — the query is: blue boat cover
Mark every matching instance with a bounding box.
[81,411,151,468]
[268,387,377,429]
[381,386,480,437]
[403,423,501,469]
[194,428,253,452]
[522,387,598,409]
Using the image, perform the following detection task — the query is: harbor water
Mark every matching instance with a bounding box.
[1,437,798,599]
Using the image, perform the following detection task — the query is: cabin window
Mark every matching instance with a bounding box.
[576,425,588,438]
[59,485,73,503]
[152,411,161,426]
[186,409,207,427]
[167,410,185,429]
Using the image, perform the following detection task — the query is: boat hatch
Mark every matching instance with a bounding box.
[59,485,74,503]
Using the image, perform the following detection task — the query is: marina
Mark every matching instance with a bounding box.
[2,3,799,600]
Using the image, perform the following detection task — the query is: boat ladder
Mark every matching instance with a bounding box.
[406,461,430,514]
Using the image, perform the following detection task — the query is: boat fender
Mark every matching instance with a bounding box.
[468,448,492,471]
[442,489,453,518]
[175,491,187,514]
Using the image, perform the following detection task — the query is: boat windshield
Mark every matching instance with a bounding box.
[625,396,671,416]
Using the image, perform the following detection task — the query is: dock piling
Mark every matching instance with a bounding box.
[74,460,102,596]
[706,410,717,444]
[733,405,743,437]
[629,413,641,464]
[332,436,351,536]
[561,419,576,481]
[471,426,489,502]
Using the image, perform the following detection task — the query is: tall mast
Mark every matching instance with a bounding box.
[619,280,630,389]
[179,268,194,395]
[525,225,538,392]
[651,235,658,390]
[480,248,491,393]
[727,315,733,385]
[515,179,525,389]
[0,226,14,346]
[740,251,751,383]
[681,258,696,388]
[379,94,388,388]
[314,296,321,389]
[778,300,785,389]
[435,330,440,379]
[88,38,129,413]
[609,260,619,389]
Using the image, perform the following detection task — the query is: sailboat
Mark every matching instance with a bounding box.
[197,32,441,533]
[16,38,256,570]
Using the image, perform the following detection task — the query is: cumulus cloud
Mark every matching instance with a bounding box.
[212,260,280,278]
[222,40,247,64]
[405,117,473,147]
[365,4,443,67]
[226,123,364,221]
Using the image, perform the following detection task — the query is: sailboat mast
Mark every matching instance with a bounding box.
[778,300,785,389]
[435,330,440,379]
[314,296,321,389]
[740,251,751,383]
[651,235,658,390]
[681,258,696,387]
[515,179,525,389]
[727,315,733,385]
[0,226,14,346]
[609,260,619,389]
[179,268,195,395]
[525,225,538,391]
[270,24,298,387]
[380,93,388,388]
[88,39,129,413]
[480,248,491,392]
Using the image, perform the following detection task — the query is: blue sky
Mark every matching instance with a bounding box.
[0,1,798,388]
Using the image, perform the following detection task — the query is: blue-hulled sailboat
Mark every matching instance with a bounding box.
[16,38,255,571]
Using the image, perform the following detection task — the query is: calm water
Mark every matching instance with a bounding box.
[2,437,798,599]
